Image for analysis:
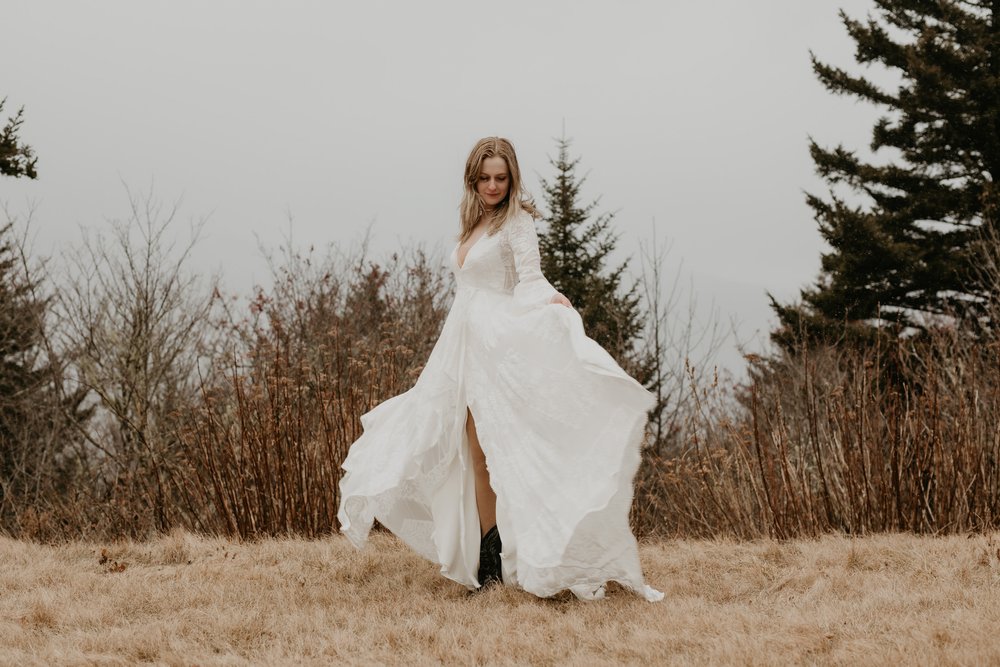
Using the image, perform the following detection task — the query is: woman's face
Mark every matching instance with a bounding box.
[476,156,510,209]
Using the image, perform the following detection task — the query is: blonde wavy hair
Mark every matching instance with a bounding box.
[458,137,540,242]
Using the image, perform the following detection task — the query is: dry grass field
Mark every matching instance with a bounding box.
[1,530,998,666]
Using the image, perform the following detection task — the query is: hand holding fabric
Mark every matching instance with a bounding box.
[549,292,572,308]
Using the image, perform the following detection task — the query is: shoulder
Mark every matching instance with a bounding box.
[505,209,537,235]
[501,210,542,252]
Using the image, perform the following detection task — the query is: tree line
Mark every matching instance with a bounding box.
[0,92,715,537]
[1,0,999,539]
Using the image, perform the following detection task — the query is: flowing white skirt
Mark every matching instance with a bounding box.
[338,285,663,601]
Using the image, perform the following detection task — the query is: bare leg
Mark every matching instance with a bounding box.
[466,407,496,537]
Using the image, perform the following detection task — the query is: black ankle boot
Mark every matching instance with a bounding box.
[477,525,503,588]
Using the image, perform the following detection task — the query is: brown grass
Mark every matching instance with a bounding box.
[1,529,998,665]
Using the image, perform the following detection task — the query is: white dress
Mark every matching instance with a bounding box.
[337,210,663,602]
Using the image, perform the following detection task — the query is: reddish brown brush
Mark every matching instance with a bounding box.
[633,322,1000,539]
[174,245,452,539]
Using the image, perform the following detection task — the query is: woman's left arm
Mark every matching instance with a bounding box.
[509,212,572,309]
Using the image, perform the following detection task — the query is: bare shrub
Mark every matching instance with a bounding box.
[52,187,215,538]
[968,204,1000,334]
[177,238,452,538]
[630,226,728,535]
[638,322,1000,539]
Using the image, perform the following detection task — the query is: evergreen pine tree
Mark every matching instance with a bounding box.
[0,98,37,179]
[771,1,1000,349]
[0,222,87,524]
[0,133,85,527]
[0,224,48,459]
[537,134,647,375]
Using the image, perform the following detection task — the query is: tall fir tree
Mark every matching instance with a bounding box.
[0,222,88,524]
[0,134,85,528]
[0,98,37,179]
[0,224,48,466]
[537,134,647,376]
[771,1,1000,350]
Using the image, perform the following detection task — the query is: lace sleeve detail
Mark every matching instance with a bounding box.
[508,212,558,308]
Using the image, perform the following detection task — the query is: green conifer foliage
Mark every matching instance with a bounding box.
[0,98,37,179]
[537,135,647,375]
[772,1,1000,349]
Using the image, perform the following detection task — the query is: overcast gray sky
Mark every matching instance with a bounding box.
[2,0,882,380]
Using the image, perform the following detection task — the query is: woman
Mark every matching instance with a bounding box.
[337,137,662,602]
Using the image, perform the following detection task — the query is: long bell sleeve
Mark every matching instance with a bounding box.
[508,212,559,309]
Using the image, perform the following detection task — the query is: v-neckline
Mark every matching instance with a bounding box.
[456,228,489,270]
